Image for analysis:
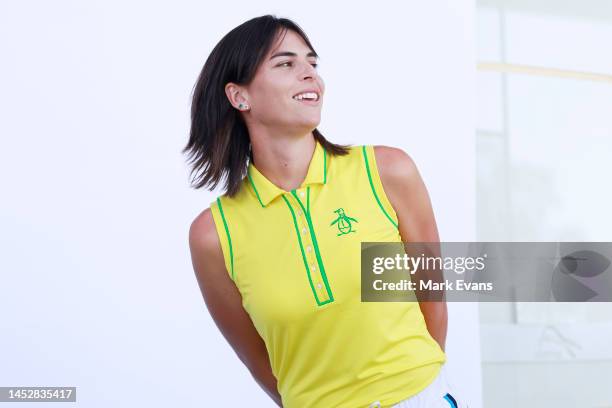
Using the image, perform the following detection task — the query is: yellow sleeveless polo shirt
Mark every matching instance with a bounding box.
[209,140,446,408]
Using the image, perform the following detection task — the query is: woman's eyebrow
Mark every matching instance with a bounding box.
[269,51,318,60]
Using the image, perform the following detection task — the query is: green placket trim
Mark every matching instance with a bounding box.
[281,195,326,305]
[291,190,334,304]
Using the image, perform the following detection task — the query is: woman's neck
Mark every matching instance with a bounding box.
[249,132,316,192]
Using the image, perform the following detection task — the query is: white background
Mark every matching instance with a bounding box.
[0,1,482,406]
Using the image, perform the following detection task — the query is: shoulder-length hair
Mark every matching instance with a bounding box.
[183,14,351,197]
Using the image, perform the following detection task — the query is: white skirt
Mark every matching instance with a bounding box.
[368,364,468,408]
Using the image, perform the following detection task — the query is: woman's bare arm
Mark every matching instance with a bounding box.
[189,208,283,406]
[374,145,448,352]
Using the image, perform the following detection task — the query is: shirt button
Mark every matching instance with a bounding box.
[306,246,312,252]
[299,191,305,198]
[302,227,307,234]
[311,265,316,271]
[317,283,323,289]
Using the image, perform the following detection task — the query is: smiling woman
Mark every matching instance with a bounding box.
[183,14,466,408]
[183,15,347,198]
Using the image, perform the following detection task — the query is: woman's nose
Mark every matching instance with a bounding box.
[299,62,318,80]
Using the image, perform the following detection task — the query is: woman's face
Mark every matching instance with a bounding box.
[240,29,325,134]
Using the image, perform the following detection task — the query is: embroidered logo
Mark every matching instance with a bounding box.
[330,208,358,236]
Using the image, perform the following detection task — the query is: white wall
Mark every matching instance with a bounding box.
[0,1,481,406]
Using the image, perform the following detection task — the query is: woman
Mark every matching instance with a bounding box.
[184,15,466,408]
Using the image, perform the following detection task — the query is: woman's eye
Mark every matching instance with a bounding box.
[278,62,318,68]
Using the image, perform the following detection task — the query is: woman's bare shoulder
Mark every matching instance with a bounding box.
[188,207,228,283]
[189,208,219,254]
[372,145,419,184]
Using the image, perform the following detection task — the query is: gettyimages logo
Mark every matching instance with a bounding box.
[361,242,612,302]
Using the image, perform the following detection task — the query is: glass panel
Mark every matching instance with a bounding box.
[477,3,612,407]
[506,75,612,241]
[505,11,612,73]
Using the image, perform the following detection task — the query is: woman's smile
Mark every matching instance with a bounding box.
[292,91,321,106]
[293,97,321,106]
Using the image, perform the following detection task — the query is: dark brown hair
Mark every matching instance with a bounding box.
[182,14,351,197]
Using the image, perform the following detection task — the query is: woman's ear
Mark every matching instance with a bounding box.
[225,83,249,110]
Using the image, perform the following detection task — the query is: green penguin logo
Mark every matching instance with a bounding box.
[330,208,358,236]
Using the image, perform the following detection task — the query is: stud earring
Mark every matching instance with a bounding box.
[238,103,250,111]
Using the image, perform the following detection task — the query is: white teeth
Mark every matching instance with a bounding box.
[293,92,319,101]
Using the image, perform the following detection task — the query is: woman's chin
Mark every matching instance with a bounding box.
[280,114,321,132]
[299,114,322,129]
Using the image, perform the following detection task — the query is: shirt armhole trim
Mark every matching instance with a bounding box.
[210,197,235,281]
[362,145,400,230]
